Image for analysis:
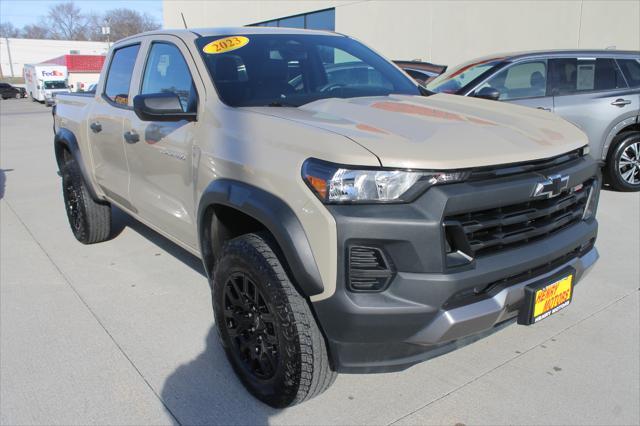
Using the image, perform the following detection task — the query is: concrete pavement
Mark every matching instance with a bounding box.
[1,98,638,425]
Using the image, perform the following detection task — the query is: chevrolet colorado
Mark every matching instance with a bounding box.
[53,28,600,408]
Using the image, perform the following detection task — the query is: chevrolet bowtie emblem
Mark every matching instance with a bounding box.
[533,174,570,198]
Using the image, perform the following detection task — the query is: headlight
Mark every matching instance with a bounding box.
[302,159,469,204]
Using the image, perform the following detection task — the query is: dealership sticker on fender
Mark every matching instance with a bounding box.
[203,36,249,54]
[532,275,573,323]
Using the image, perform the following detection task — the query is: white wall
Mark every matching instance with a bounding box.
[0,38,109,78]
[68,72,101,92]
[163,0,640,67]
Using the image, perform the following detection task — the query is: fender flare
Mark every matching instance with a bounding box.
[197,179,324,297]
[54,128,101,201]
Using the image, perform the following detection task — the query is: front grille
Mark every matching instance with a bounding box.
[445,180,592,257]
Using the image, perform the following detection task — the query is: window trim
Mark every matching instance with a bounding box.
[137,40,200,115]
[614,57,640,88]
[467,59,550,101]
[102,42,141,110]
[546,56,629,98]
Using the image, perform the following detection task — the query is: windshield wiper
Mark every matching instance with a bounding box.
[267,101,298,107]
[418,86,435,96]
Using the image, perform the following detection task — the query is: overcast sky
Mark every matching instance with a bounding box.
[0,0,163,27]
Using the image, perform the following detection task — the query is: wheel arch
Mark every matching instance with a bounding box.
[54,128,101,201]
[601,116,640,160]
[197,179,324,298]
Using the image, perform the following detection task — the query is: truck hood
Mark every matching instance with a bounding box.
[249,94,587,169]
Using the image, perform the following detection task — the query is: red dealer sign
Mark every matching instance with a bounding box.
[45,55,106,73]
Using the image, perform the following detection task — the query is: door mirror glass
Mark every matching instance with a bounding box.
[133,93,197,122]
[474,86,500,101]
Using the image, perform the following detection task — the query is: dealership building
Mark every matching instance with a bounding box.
[163,0,639,68]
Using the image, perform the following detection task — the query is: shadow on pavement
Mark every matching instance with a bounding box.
[161,326,275,425]
[109,208,275,424]
[0,168,13,199]
[110,206,205,277]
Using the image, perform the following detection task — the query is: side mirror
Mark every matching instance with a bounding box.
[474,87,501,101]
[133,93,196,122]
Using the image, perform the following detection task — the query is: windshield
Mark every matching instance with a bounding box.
[426,58,504,94]
[196,34,420,107]
[44,81,67,89]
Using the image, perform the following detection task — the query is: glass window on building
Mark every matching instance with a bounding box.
[305,9,335,30]
[278,15,304,29]
[249,8,335,31]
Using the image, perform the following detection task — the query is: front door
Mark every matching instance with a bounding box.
[89,43,141,203]
[123,37,202,249]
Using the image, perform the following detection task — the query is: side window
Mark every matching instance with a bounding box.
[617,58,640,88]
[477,61,547,100]
[548,58,627,95]
[141,42,197,112]
[104,44,140,105]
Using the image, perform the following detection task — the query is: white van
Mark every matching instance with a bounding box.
[23,64,70,105]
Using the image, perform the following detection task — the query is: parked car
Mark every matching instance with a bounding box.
[53,28,600,407]
[393,60,447,85]
[0,82,26,99]
[426,50,640,191]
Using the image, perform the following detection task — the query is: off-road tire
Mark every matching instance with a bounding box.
[212,233,336,408]
[61,158,111,244]
[606,131,640,192]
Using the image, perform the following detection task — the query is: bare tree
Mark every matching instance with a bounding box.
[83,12,103,41]
[103,8,160,41]
[0,22,20,38]
[45,1,88,40]
[21,23,51,39]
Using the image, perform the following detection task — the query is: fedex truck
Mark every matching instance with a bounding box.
[23,64,70,106]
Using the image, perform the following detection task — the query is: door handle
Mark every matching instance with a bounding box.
[611,98,631,107]
[124,130,140,144]
[90,122,102,133]
[537,107,551,112]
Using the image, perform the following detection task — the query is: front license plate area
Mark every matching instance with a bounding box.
[518,268,574,325]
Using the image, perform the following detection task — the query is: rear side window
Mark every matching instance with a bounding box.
[548,58,627,95]
[140,42,197,112]
[477,60,547,100]
[104,44,140,105]
[617,58,640,88]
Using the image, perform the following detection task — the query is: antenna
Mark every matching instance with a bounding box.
[181,12,188,29]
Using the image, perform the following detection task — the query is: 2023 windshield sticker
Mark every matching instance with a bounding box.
[202,36,250,54]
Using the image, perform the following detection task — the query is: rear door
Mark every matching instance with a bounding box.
[124,36,203,248]
[472,59,554,111]
[88,43,141,206]
[549,57,637,158]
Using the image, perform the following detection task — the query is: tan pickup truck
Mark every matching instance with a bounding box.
[53,27,601,407]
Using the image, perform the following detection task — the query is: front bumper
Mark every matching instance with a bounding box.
[312,155,600,373]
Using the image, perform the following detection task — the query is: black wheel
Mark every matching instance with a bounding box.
[61,158,112,244]
[212,233,336,408]
[606,131,640,192]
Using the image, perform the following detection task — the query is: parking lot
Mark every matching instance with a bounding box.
[0,98,638,425]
